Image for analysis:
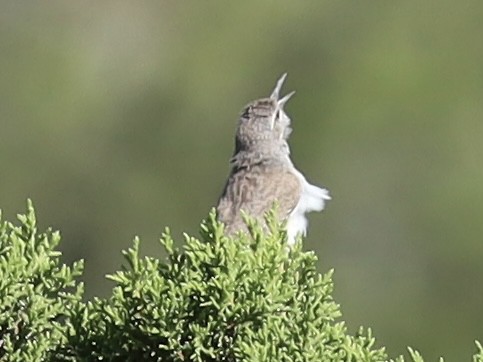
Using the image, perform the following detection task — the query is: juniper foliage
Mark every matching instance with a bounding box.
[0,200,83,361]
[66,209,385,361]
[0,201,481,361]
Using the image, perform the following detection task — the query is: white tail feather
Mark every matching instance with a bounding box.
[286,168,330,245]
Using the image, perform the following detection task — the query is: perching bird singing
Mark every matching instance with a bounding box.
[216,74,330,245]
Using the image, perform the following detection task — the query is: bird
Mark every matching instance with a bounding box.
[216,74,330,245]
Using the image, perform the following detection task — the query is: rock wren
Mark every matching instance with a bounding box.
[216,74,330,245]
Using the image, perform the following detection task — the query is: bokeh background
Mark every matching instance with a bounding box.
[1,1,482,360]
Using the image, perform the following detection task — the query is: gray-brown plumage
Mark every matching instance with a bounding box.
[216,74,330,244]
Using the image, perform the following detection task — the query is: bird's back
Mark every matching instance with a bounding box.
[217,161,301,236]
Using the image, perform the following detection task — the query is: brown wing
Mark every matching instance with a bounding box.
[216,165,301,235]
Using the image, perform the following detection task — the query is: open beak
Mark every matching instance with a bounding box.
[270,73,287,100]
[270,73,295,106]
[278,91,295,107]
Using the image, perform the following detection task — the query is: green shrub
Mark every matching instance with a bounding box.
[0,201,481,361]
[0,201,83,361]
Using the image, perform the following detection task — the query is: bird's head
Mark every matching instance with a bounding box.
[235,73,295,152]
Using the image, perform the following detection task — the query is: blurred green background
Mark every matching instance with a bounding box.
[1,1,482,360]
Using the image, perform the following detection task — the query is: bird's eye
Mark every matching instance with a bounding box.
[241,106,251,119]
